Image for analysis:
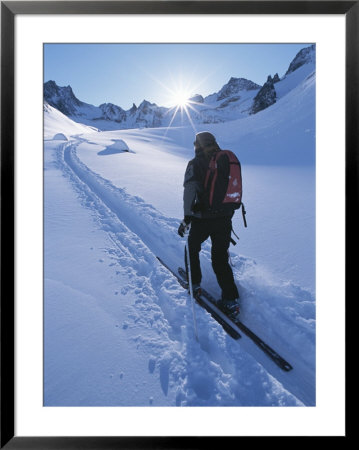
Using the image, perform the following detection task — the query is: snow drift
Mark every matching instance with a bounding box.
[52,132,68,141]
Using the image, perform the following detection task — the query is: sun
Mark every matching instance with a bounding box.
[156,75,204,132]
[171,89,191,108]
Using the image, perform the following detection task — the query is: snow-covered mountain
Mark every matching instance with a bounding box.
[44,45,315,131]
[216,77,261,101]
[43,77,261,130]
[44,81,84,116]
[285,44,315,76]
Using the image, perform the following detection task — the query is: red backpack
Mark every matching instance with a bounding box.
[204,150,242,212]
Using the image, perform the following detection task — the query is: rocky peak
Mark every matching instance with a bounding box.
[250,75,276,114]
[138,100,158,113]
[44,80,83,116]
[273,73,280,83]
[217,77,262,101]
[285,44,315,76]
[129,103,137,114]
[99,103,126,122]
[189,94,204,104]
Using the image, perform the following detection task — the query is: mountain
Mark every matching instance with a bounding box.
[285,44,315,76]
[250,75,277,115]
[44,80,84,116]
[216,77,261,101]
[44,44,315,131]
[43,77,263,130]
[98,103,127,123]
[128,100,168,128]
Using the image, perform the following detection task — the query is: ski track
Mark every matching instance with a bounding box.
[55,137,315,406]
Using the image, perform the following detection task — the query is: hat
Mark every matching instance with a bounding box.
[194,131,217,148]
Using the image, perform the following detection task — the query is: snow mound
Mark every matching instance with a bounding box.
[98,139,132,156]
[53,132,69,141]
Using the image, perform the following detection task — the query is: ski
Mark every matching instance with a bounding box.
[156,257,241,340]
[177,267,293,372]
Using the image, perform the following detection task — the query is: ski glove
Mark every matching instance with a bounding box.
[178,216,191,237]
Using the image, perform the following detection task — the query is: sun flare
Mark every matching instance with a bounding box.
[157,76,204,133]
[171,89,191,107]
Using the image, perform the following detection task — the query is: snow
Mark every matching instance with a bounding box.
[97,139,131,155]
[44,62,316,408]
[44,102,99,139]
[52,132,68,141]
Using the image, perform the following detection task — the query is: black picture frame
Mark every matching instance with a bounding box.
[1,1,355,447]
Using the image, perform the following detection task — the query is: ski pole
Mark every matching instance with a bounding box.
[185,227,199,342]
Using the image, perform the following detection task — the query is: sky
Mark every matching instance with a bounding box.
[44,43,310,110]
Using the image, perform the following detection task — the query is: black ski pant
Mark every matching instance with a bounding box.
[185,216,239,301]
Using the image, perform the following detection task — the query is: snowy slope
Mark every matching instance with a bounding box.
[44,102,99,139]
[45,136,314,406]
[44,58,316,407]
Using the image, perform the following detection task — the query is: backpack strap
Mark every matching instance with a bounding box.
[203,156,214,190]
[222,150,237,162]
[204,151,221,207]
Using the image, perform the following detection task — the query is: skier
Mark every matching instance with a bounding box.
[178,131,241,319]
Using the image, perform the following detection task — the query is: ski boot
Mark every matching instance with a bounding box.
[217,298,240,320]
